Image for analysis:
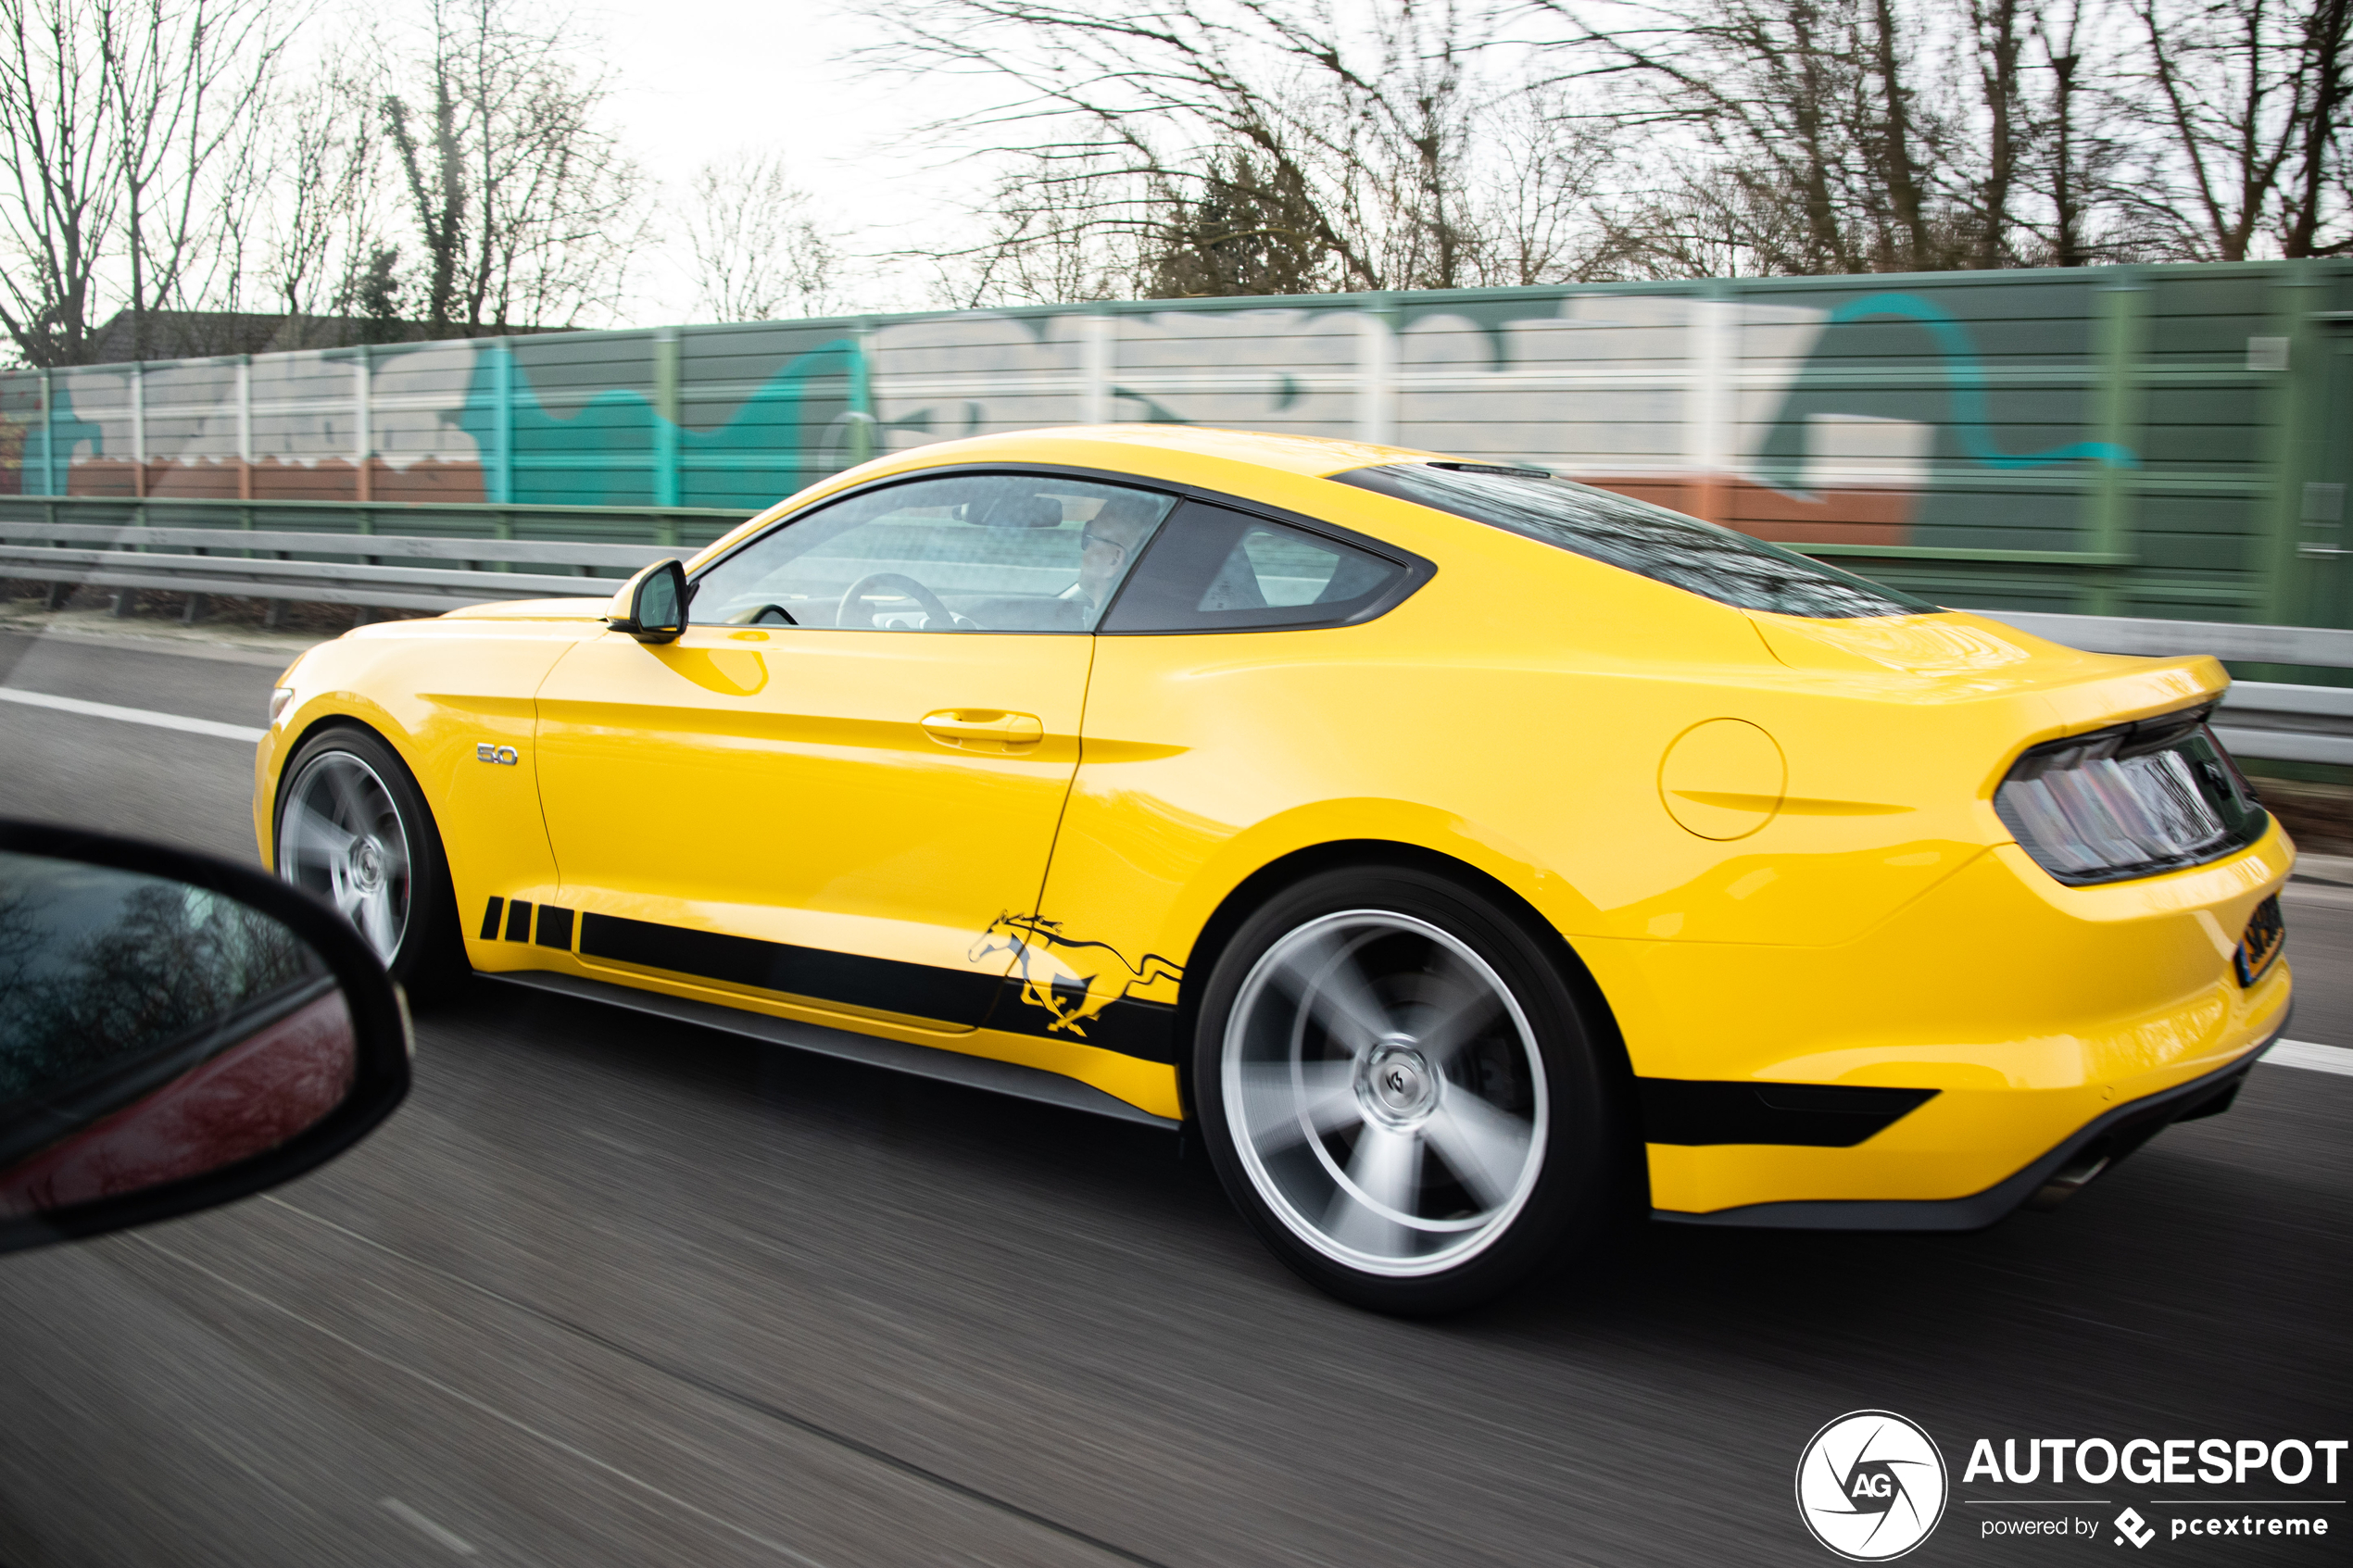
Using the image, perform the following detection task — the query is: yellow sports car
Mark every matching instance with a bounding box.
[255,426,2294,1311]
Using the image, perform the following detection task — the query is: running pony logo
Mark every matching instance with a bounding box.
[972,913,1183,1038]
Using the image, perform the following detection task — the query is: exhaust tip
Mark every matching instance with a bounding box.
[2031,1152,2111,1211]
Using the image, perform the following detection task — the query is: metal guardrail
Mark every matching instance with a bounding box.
[0,519,676,615]
[1969,611,2353,669]
[0,492,757,546]
[1,520,2347,765]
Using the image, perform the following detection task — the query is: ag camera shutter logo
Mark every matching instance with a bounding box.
[1796,1411,1949,1561]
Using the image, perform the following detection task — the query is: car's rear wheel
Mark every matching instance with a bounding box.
[1194,864,1624,1314]
[276,726,464,999]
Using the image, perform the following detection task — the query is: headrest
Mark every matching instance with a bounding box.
[980,495,1064,528]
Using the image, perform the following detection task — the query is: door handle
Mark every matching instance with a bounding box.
[920,709,1045,746]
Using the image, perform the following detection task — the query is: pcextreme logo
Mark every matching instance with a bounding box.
[1796,1411,1951,1561]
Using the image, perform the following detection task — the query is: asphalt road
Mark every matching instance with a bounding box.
[1,625,2347,1568]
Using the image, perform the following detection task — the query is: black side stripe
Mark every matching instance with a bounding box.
[480,897,505,940]
[535,904,575,950]
[1638,1079,1937,1148]
[579,911,1002,1027]
[504,899,534,943]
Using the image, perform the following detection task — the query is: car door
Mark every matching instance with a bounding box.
[1013,498,1428,1049]
[532,470,1175,1034]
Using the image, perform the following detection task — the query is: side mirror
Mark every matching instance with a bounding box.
[0,820,411,1254]
[607,558,688,644]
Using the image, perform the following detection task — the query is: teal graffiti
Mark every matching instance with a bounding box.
[1830,293,2135,470]
[10,383,106,495]
[457,337,865,509]
[1111,386,1193,424]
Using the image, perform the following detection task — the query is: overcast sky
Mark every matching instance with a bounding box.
[585,0,990,322]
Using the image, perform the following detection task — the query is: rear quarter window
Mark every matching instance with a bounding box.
[1100,499,1418,633]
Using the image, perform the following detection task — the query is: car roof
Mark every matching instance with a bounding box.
[860,424,1443,480]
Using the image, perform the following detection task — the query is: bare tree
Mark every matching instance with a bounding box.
[0,0,655,364]
[1463,86,1629,283]
[1953,0,2143,266]
[374,0,645,333]
[1529,0,2271,272]
[0,0,119,364]
[0,0,289,367]
[2132,0,2302,258]
[1969,0,2028,265]
[679,149,839,321]
[2284,0,2353,253]
[100,0,293,360]
[854,0,1550,298]
[925,149,1151,307]
[2119,0,2353,259]
[2034,0,2096,263]
[263,58,387,322]
[1536,0,1981,274]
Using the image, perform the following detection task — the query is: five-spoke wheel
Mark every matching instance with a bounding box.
[280,749,411,961]
[1224,909,1547,1276]
[1197,865,1625,1313]
[275,727,463,997]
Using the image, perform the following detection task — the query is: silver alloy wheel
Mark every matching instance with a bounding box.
[1223,909,1549,1278]
[279,749,411,963]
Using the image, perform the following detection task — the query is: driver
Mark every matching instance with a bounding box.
[1076,494,1161,619]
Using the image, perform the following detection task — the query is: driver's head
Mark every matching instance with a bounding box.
[1078,495,1159,605]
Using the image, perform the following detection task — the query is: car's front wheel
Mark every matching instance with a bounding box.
[1194,864,1626,1314]
[275,726,465,999]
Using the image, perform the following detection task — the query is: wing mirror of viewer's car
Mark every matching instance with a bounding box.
[0,820,412,1255]
[607,558,688,644]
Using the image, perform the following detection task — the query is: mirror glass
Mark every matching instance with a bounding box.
[0,850,358,1219]
[637,562,682,630]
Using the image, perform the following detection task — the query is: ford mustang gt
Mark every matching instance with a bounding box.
[255,426,2294,1312]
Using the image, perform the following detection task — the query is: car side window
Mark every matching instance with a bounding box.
[1099,499,1411,633]
[689,473,1176,632]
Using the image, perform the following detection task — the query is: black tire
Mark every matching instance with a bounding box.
[274,725,467,1002]
[1193,863,1626,1314]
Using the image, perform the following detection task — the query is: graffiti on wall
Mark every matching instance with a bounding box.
[0,282,2142,560]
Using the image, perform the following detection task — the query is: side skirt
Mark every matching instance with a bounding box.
[482,969,1182,1132]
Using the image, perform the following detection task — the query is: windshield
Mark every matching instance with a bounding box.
[1331,462,1936,620]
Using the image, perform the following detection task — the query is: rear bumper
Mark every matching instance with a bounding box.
[1650,1010,2285,1231]
[1600,815,2294,1214]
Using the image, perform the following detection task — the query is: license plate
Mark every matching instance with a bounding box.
[2234,895,2284,986]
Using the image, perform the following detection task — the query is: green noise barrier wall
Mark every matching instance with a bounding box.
[6,261,2353,632]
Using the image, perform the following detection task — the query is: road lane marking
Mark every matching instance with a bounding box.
[381,1499,476,1556]
[0,685,264,742]
[2264,1039,2353,1076]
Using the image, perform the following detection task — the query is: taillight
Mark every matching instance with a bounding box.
[1994,708,2267,884]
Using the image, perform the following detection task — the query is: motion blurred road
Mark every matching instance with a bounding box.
[0,626,2347,1568]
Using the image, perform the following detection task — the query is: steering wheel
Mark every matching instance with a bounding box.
[837,571,960,631]
[727,603,799,626]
